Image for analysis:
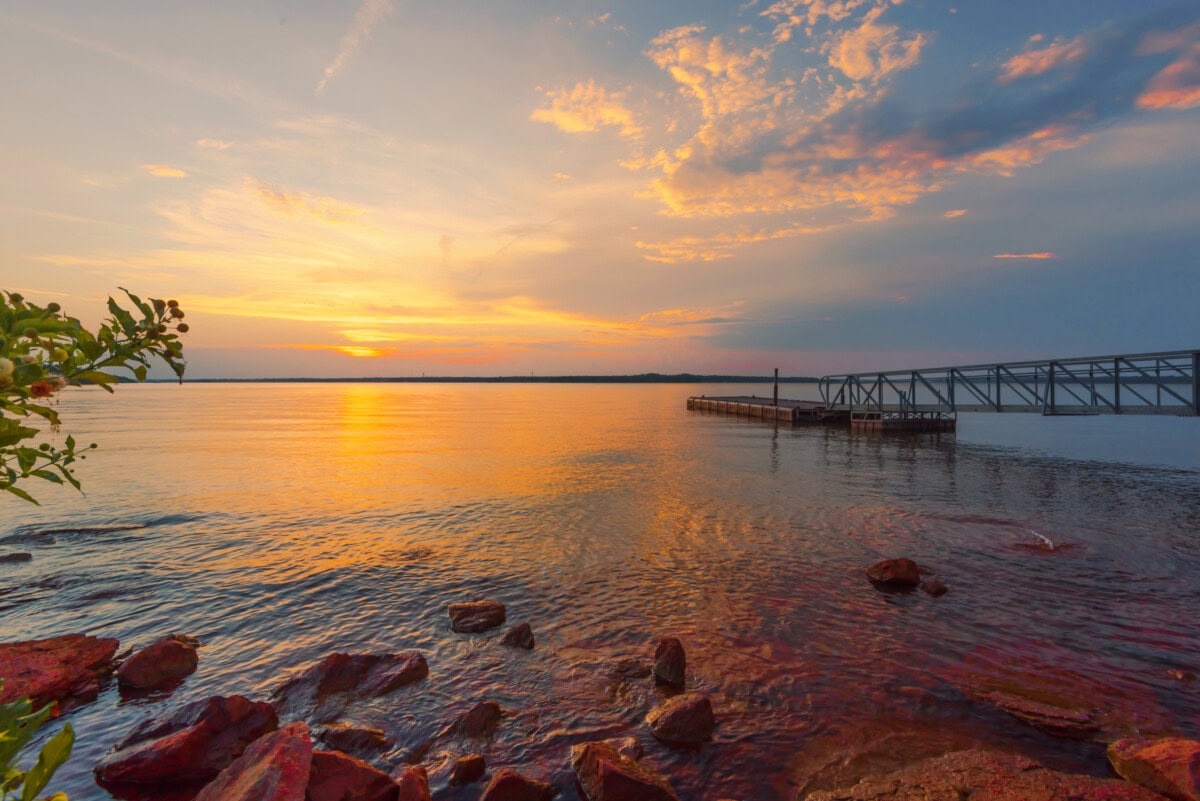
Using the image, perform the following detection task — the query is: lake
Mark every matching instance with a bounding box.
[3,382,1200,800]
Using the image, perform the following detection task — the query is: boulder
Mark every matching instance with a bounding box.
[306,749,399,801]
[646,692,714,743]
[0,633,120,712]
[448,601,507,633]
[602,737,644,762]
[570,741,680,801]
[0,552,32,563]
[865,558,921,587]
[444,700,503,739]
[192,721,312,801]
[501,622,535,650]
[396,765,431,801]
[316,722,393,755]
[653,638,685,688]
[117,634,200,691]
[452,754,486,785]
[803,748,1170,801]
[273,652,428,719]
[94,695,279,785]
[921,579,948,597]
[479,768,556,801]
[1108,737,1200,801]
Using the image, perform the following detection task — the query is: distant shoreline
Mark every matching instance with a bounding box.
[144,374,821,384]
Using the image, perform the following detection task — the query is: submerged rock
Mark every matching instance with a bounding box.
[444,700,504,739]
[316,721,393,756]
[272,652,428,720]
[501,622,535,649]
[653,638,686,688]
[571,741,679,801]
[0,552,32,563]
[192,722,312,801]
[94,695,279,786]
[804,748,1170,801]
[1108,737,1200,801]
[448,601,507,633]
[646,692,714,743]
[118,634,200,691]
[479,768,556,801]
[865,558,921,588]
[920,579,948,597]
[0,633,120,712]
[307,749,399,801]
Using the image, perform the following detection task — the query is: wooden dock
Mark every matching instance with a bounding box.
[687,395,955,432]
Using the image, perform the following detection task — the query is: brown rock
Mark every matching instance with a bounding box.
[921,579,948,597]
[479,768,556,801]
[396,765,431,801]
[94,695,279,786]
[306,749,400,801]
[193,721,312,801]
[501,622,535,649]
[803,748,1168,801]
[865,558,921,587]
[602,737,644,762]
[653,638,685,688]
[646,692,714,743]
[1109,737,1200,801]
[570,741,680,801]
[451,754,486,785]
[316,722,393,755]
[273,652,428,719]
[0,633,120,712]
[0,552,32,563]
[448,601,507,633]
[605,658,651,680]
[118,634,200,691]
[446,700,503,738]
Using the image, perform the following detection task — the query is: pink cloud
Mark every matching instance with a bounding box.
[993,252,1056,260]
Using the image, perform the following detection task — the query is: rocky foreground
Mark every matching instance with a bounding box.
[2,558,1199,800]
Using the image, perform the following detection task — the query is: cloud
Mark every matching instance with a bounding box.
[197,138,234,150]
[826,5,925,83]
[998,35,1089,83]
[993,252,1056,260]
[142,164,188,178]
[943,209,967,219]
[530,80,641,138]
[317,0,395,93]
[1137,43,1200,109]
[249,180,364,224]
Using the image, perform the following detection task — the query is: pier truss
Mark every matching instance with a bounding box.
[819,350,1200,418]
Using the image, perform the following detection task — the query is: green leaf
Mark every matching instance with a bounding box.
[0,425,38,448]
[71,370,119,387]
[19,722,73,801]
[2,485,38,504]
[30,470,63,485]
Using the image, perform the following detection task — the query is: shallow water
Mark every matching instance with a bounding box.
[3,383,1200,800]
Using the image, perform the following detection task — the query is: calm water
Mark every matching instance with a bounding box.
[3,383,1200,800]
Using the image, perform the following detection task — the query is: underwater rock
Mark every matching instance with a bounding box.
[117,634,200,691]
[448,601,507,633]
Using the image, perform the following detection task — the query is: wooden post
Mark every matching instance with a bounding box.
[773,368,779,406]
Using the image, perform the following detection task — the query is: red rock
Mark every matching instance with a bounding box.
[602,737,644,762]
[193,721,312,801]
[273,653,428,718]
[501,622,535,649]
[920,579,948,597]
[94,695,279,785]
[653,638,685,688]
[803,748,1170,800]
[118,635,200,691]
[479,768,556,801]
[0,633,119,712]
[1109,737,1200,801]
[316,722,392,755]
[570,741,680,801]
[445,700,503,738]
[646,692,714,743]
[448,601,507,633]
[451,754,486,785]
[306,749,399,801]
[396,765,431,801]
[865,558,921,587]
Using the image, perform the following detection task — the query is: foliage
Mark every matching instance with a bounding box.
[1,289,188,503]
[0,683,73,801]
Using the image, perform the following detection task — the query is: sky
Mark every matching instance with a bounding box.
[2,0,1198,378]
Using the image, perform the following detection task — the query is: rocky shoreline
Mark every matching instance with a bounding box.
[2,559,1199,801]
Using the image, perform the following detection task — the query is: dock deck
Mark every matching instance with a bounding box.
[687,395,955,432]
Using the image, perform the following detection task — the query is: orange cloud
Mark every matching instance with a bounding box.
[142,164,188,178]
[530,80,641,138]
[826,5,925,83]
[249,180,364,224]
[1137,44,1200,109]
[943,209,967,219]
[998,36,1088,83]
[993,252,1055,260]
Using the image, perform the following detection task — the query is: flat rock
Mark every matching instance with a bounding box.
[501,622,535,650]
[0,552,32,563]
[803,748,1171,801]
[1109,737,1200,801]
[193,721,312,801]
[272,652,428,720]
[0,633,120,712]
[306,749,399,801]
[570,741,680,801]
[646,692,714,743]
[94,694,279,786]
[653,638,685,688]
[396,765,431,801]
[448,601,507,633]
[479,768,556,801]
[316,722,393,756]
[118,634,200,691]
[865,558,921,587]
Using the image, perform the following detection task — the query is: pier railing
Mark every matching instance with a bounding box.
[818,349,1200,416]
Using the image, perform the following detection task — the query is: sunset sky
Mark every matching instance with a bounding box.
[2,0,1198,378]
